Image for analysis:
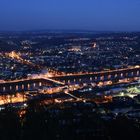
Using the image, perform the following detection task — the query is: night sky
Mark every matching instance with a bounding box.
[0,0,140,31]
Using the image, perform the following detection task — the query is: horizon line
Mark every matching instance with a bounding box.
[0,29,140,33]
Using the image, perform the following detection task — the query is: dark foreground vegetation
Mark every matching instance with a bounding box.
[0,100,140,140]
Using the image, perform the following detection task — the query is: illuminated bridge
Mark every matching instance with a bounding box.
[0,78,64,94]
[0,66,140,94]
[52,66,140,84]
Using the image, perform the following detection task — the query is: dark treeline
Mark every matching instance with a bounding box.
[0,100,140,140]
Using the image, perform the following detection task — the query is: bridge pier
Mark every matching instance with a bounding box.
[0,79,57,94]
[1,67,140,93]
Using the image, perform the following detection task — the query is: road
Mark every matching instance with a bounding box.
[1,65,140,84]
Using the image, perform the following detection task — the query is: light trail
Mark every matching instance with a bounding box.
[43,77,65,85]
[64,91,80,100]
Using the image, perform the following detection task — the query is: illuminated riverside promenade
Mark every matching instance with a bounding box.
[0,66,140,94]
